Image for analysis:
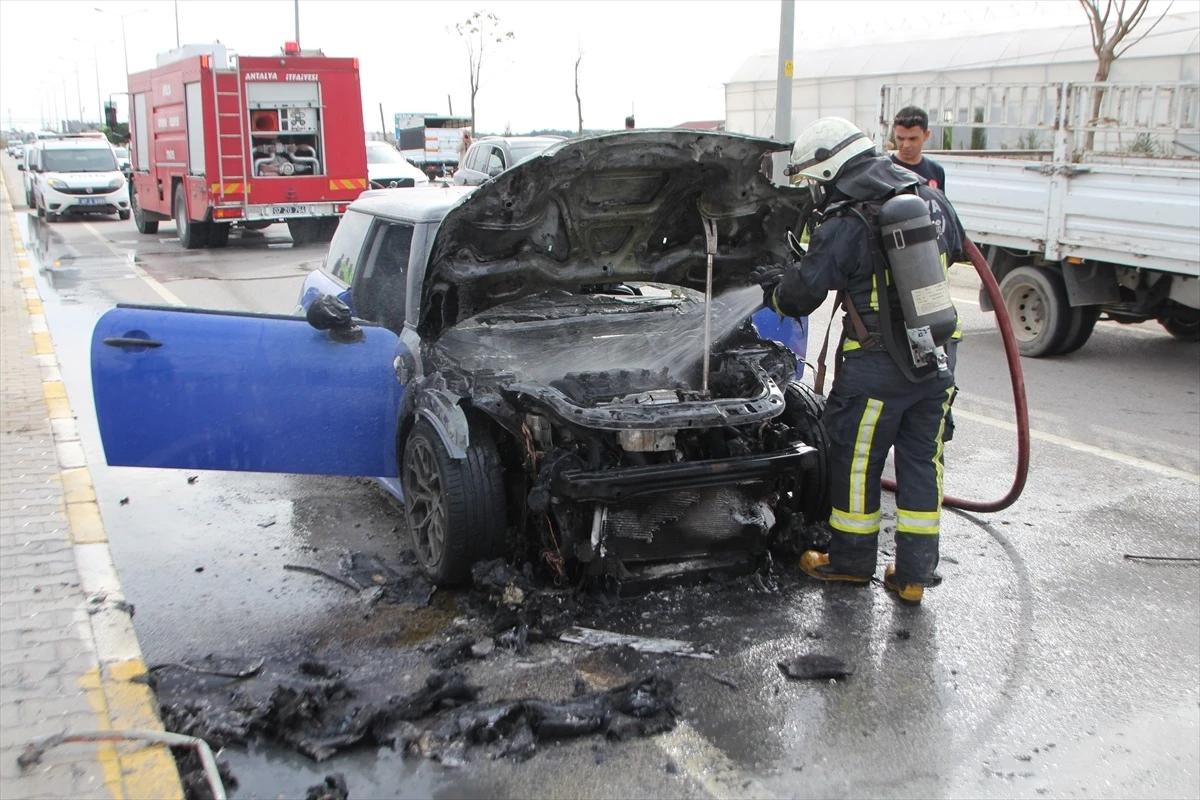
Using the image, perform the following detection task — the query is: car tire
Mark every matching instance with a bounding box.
[118,210,131,221]
[402,417,507,585]
[1053,304,1101,355]
[1160,316,1200,342]
[784,382,831,527]
[35,196,44,218]
[208,223,230,248]
[999,265,1069,358]
[175,184,208,249]
[24,188,33,207]
[132,188,159,234]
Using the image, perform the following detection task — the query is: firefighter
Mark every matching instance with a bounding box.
[758,117,965,605]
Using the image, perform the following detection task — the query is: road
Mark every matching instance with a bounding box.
[4,153,1198,800]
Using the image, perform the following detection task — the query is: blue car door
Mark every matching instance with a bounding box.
[91,305,402,477]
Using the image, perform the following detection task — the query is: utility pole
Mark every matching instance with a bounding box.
[379,103,387,143]
[773,0,795,184]
[174,0,180,48]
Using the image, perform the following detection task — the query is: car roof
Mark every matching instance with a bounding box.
[348,185,475,223]
[477,135,567,146]
[41,138,115,150]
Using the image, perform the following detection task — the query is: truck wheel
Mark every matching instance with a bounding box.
[1160,317,1200,342]
[208,223,230,249]
[402,418,507,585]
[1000,266,1069,358]
[1053,305,1101,355]
[287,219,316,246]
[132,189,158,234]
[174,184,209,249]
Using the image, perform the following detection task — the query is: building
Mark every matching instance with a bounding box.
[725,10,1199,144]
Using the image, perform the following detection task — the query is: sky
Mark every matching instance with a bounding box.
[0,0,1185,135]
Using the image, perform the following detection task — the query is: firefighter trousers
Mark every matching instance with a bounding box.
[823,352,956,585]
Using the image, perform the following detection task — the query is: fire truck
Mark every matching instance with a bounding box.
[127,42,368,249]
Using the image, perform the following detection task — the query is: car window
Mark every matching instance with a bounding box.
[509,141,553,164]
[465,144,485,172]
[322,210,374,286]
[486,148,504,174]
[42,148,117,172]
[355,221,415,333]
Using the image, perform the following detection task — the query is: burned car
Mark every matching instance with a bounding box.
[91,130,826,586]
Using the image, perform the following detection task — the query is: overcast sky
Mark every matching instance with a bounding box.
[0,0,1185,134]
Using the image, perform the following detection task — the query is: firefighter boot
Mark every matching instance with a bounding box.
[883,565,924,605]
[800,551,871,585]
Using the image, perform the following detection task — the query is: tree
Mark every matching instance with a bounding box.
[574,48,584,136]
[452,10,515,134]
[1078,0,1173,148]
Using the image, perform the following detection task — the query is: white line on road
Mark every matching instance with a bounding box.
[955,408,1200,481]
[82,222,184,307]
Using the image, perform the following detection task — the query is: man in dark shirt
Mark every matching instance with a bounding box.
[891,106,946,192]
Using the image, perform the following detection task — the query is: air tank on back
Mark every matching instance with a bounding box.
[878,194,957,366]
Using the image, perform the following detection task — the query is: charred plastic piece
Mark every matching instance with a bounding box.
[306,295,364,343]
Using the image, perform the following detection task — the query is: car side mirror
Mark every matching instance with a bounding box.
[306,294,365,343]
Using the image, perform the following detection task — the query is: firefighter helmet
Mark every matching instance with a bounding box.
[787,117,877,185]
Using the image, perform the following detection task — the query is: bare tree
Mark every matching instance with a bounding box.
[452,10,515,133]
[574,48,584,136]
[1078,0,1173,147]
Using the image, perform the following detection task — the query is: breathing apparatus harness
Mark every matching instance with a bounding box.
[811,187,956,392]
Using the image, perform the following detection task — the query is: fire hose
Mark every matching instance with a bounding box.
[881,237,1030,512]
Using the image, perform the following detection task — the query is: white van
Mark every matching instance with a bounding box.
[20,135,131,222]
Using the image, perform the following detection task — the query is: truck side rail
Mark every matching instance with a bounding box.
[879,81,1200,161]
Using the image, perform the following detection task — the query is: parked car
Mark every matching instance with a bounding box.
[90,130,823,587]
[366,140,430,189]
[20,135,130,222]
[113,146,132,179]
[452,135,568,186]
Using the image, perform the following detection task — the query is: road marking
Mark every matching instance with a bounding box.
[955,408,1200,481]
[655,720,769,799]
[82,222,184,306]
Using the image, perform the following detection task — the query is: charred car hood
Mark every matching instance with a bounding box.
[419,130,808,336]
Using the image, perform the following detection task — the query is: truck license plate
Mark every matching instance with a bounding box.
[272,204,311,215]
[80,197,104,205]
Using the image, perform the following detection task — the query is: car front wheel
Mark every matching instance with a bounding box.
[402,418,507,585]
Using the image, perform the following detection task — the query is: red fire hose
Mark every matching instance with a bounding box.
[881,237,1030,512]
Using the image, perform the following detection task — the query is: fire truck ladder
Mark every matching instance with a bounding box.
[212,67,247,200]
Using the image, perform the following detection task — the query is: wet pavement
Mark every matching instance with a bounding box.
[3,154,1198,799]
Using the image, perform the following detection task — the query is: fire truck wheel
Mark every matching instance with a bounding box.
[132,190,158,234]
[208,224,230,248]
[287,219,318,246]
[175,184,209,249]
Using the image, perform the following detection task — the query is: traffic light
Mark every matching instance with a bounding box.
[104,102,118,129]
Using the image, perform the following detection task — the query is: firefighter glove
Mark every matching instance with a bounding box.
[750,262,788,312]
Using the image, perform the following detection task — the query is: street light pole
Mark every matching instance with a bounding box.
[95,7,146,82]
[294,0,300,45]
[60,58,86,125]
[75,38,111,130]
[174,0,180,48]
[773,0,795,184]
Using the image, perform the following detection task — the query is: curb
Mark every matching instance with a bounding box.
[1,174,184,798]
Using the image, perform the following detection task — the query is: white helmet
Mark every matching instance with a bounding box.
[787,117,877,185]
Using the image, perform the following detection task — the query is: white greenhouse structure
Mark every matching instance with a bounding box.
[725,9,1200,146]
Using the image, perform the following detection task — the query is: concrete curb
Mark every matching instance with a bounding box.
[1,174,184,798]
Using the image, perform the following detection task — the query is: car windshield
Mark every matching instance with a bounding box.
[41,148,117,172]
[366,144,409,165]
[509,141,555,164]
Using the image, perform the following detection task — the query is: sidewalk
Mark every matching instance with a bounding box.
[0,179,183,797]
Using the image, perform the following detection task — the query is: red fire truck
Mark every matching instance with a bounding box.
[128,42,368,249]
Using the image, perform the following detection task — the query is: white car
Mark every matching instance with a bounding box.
[22,136,131,222]
[365,140,429,189]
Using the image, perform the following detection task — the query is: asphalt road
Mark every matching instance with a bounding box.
[5,154,1198,800]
